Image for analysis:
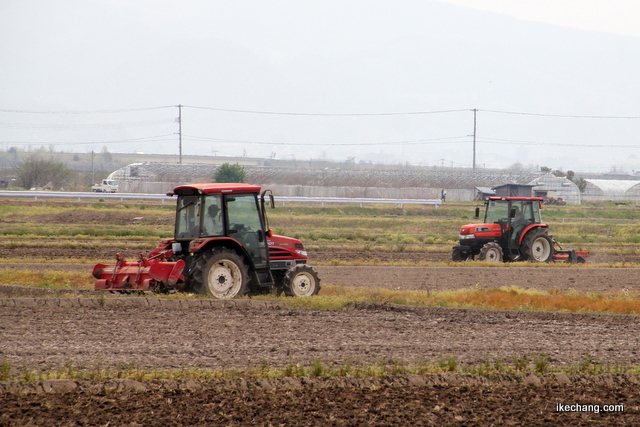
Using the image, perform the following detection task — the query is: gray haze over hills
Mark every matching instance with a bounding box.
[2,1,640,173]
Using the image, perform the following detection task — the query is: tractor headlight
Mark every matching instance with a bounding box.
[459,234,475,240]
[295,249,308,256]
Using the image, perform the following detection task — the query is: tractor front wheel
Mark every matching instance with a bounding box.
[522,229,553,263]
[283,264,321,297]
[478,242,503,262]
[452,247,469,262]
[197,249,249,299]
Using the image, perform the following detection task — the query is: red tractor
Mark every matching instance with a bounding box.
[93,183,320,298]
[452,196,587,263]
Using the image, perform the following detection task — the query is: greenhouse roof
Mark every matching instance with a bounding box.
[584,179,640,196]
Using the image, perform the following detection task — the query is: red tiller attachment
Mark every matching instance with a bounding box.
[552,249,589,264]
[93,251,185,291]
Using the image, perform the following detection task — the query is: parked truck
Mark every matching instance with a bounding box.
[91,179,119,193]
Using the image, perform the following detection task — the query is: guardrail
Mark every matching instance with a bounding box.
[0,190,174,203]
[0,191,442,208]
[276,196,441,208]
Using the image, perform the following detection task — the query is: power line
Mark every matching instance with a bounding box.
[183,134,470,146]
[0,106,175,114]
[0,118,175,130]
[479,109,640,119]
[0,133,176,146]
[2,105,639,119]
[477,136,640,148]
[184,105,469,116]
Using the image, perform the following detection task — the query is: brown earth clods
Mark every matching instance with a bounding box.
[2,206,640,425]
[1,284,640,426]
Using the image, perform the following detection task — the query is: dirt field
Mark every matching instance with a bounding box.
[2,262,640,425]
[2,202,640,425]
[3,261,640,295]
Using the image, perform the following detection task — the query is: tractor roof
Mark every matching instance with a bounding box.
[487,196,543,201]
[169,183,262,196]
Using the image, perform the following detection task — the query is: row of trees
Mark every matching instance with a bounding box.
[4,157,599,192]
[5,158,248,190]
[15,158,73,190]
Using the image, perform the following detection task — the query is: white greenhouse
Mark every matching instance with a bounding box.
[582,179,640,202]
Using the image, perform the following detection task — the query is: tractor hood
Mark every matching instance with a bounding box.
[459,223,503,239]
[267,234,308,261]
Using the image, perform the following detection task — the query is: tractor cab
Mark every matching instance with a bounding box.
[172,184,271,272]
[453,197,551,262]
[167,183,279,293]
[483,197,543,247]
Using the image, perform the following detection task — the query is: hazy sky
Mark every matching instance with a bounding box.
[2,0,640,173]
[445,0,640,37]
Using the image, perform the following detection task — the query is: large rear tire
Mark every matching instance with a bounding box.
[195,249,249,299]
[522,229,553,263]
[283,264,321,297]
[478,242,503,262]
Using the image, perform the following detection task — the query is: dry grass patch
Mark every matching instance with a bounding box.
[3,269,640,315]
[2,352,639,384]
[254,284,640,315]
[0,269,93,289]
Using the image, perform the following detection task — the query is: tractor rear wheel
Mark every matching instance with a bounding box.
[478,242,503,262]
[283,264,321,297]
[196,249,249,299]
[522,229,553,263]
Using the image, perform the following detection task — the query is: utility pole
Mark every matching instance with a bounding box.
[472,108,477,170]
[177,104,183,164]
[91,151,95,185]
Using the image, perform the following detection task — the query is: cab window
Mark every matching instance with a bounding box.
[175,196,201,239]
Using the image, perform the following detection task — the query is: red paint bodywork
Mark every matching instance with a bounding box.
[268,234,308,262]
[93,252,185,291]
[459,223,502,239]
[171,183,262,195]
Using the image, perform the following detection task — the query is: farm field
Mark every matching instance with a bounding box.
[1,198,640,425]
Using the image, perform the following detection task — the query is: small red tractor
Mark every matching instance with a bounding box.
[93,183,321,298]
[452,196,587,263]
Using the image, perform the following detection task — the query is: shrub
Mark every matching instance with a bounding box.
[213,163,246,183]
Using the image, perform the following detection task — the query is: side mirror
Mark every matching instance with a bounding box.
[261,190,275,209]
[474,207,480,218]
[510,208,516,218]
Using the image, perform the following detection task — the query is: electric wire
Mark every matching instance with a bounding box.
[0,106,175,114]
[0,133,176,146]
[477,137,640,148]
[0,119,175,130]
[183,105,469,116]
[2,105,639,119]
[2,106,640,154]
[183,134,470,146]
[479,109,640,119]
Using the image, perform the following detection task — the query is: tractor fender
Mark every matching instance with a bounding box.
[188,237,258,270]
[149,239,175,257]
[518,224,548,245]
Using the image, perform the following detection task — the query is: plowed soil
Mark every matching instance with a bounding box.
[2,225,640,425]
[2,271,640,425]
